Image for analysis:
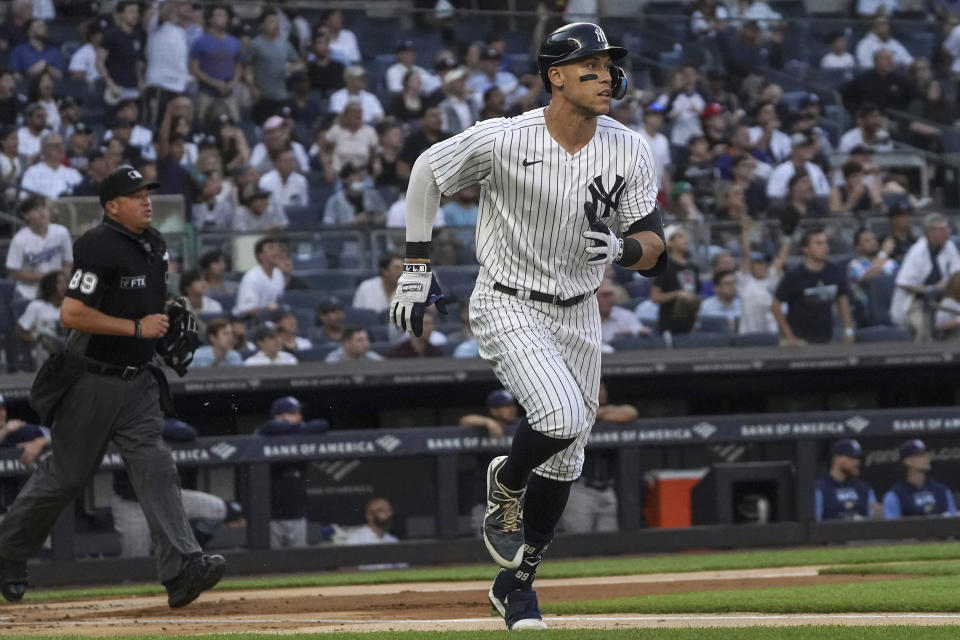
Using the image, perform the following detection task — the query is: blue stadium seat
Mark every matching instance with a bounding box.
[698,315,732,333]
[344,306,383,328]
[609,335,668,350]
[731,332,780,347]
[367,325,389,342]
[441,340,463,356]
[671,333,732,349]
[448,283,475,303]
[208,291,236,313]
[285,205,322,230]
[296,345,338,362]
[280,290,323,309]
[856,326,911,343]
[623,279,651,299]
[433,266,480,288]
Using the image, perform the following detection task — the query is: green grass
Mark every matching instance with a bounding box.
[549,575,960,614]
[14,630,960,640]
[23,540,960,602]
[821,560,960,576]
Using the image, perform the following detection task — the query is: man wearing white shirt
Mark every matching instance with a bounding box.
[324,325,384,363]
[891,213,960,338]
[855,17,913,69]
[5,196,72,300]
[250,116,310,175]
[258,148,308,210]
[467,48,519,107]
[838,103,894,153]
[243,323,299,366]
[328,66,384,124]
[180,269,223,314]
[352,254,402,313]
[19,133,83,199]
[766,133,830,200]
[386,40,440,94]
[343,497,401,546]
[321,9,361,65]
[666,66,706,147]
[16,103,48,163]
[748,102,791,164]
[857,0,898,17]
[699,269,742,331]
[598,280,648,344]
[640,102,671,188]
[233,236,285,317]
[144,1,191,127]
[821,32,856,70]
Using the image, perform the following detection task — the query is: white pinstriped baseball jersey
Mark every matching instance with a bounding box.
[427,108,658,298]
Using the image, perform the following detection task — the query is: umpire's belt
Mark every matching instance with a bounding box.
[83,358,144,380]
[493,282,597,307]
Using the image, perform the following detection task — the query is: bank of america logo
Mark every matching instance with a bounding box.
[211,442,237,460]
[692,422,717,439]
[844,416,870,433]
[376,435,401,452]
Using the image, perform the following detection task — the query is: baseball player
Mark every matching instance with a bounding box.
[389,22,666,630]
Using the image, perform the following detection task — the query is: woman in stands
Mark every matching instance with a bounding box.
[14,270,66,371]
[27,70,60,133]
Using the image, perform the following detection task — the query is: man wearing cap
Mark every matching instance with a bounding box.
[460,389,519,439]
[74,148,110,197]
[329,65,384,125]
[244,322,299,366]
[467,48,519,107]
[0,166,226,606]
[255,396,329,548]
[325,324,382,363]
[883,439,957,518]
[765,132,831,201]
[639,101,671,189]
[855,16,913,70]
[190,317,242,367]
[19,132,83,200]
[233,182,288,232]
[250,116,309,175]
[387,39,439,95]
[5,195,72,300]
[815,439,879,521]
[16,102,48,163]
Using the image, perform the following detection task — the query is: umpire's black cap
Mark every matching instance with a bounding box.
[99,166,160,206]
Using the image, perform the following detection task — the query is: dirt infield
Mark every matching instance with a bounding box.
[0,566,946,635]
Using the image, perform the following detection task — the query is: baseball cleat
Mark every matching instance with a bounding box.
[482,456,525,569]
[165,553,226,608]
[0,556,27,603]
[495,588,547,630]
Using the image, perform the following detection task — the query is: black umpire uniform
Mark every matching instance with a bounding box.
[0,167,224,607]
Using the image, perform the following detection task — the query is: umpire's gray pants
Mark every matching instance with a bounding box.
[0,370,201,583]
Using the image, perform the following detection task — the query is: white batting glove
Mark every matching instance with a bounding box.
[389,262,447,336]
[583,202,623,265]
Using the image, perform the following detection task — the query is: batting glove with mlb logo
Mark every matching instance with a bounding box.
[389,262,448,337]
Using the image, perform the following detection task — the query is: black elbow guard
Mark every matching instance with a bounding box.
[626,204,668,277]
[637,250,669,278]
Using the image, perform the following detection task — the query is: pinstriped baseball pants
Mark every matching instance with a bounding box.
[469,278,602,482]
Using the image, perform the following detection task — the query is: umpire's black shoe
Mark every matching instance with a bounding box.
[164,553,226,608]
[0,556,28,603]
[482,456,525,569]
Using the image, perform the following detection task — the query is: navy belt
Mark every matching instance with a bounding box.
[493,282,597,307]
[83,359,144,380]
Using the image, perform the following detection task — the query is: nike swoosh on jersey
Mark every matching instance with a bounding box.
[522,159,543,167]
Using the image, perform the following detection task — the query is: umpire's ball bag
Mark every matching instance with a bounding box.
[29,350,86,426]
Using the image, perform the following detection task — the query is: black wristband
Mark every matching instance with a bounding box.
[134,319,142,339]
[406,241,432,260]
[615,237,644,267]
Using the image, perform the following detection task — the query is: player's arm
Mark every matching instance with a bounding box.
[770,295,799,344]
[596,404,638,423]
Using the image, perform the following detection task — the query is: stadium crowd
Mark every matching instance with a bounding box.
[3,0,960,373]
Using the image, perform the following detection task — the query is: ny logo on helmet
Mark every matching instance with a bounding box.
[587,174,625,221]
[594,26,606,45]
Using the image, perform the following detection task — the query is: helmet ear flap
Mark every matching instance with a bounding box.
[610,65,627,100]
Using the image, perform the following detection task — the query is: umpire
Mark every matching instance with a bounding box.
[0,166,225,607]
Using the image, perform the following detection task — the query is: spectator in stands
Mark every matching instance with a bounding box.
[73,147,106,196]
[691,0,729,36]
[321,9,360,66]
[397,106,448,183]
[5,196,71,300]
[839,103,894,154]
[0,0,32,52]
[210,114,251,174]
[60,101,87,146]
[180,269,223,314]
[651,225,701,336]
[772,228,854,345]
[372,121,404,190]
[881,201,917,264]
[27,70,58,132]
[905,80,956,151]
[245,322,299,366]
[20,133,82,200]
[233,183,289,232]
[666,64,706,147]
[388,70,425,123]
[189,5,242,124]
[459,388,517,438]
[598,279,649,344]
[829,161,884,216]
[344,497,401,548]
[388,311,443,358]
[935,272,960,338]
[479,86,506,121]
[738,220,789,334]
[306,26,344,97]
[639,101,671,189]
[856,16,913,69]
[10,18,62,80]
[0,68,22,127]
[848,229,898,326]
[251,115,309,175]
[673,136,716,213]
[69,17,106,84]
[14,270,64,369]
[325,324,383,363]
[0,393,49,471]
[271,306,311,353]
[258,147,308,210]
[98,1,145,104]
[438,67,479,136]
[256,396,328,548]
[700,269,742,331]
[245,9,303,124]
[17,102,47,164]
[191,317,243,367]
[323,163,386,226]
[315,102,378,182]
[468,48,518,106]
[717,18,784,80]
[441,184,479,244]
[730,155,771,214]
[815,439,879,521]
[668,181,704,224]
[883,439,957,518]
[701,102,731,156]
[276,245,309,291]
[314,299,344,345]
[890,213,960,338]
[821,32,856,71]
[386,39,437,95]
[233,236,285,317]
[716,123,771,181]
[842,49,913,114]
[192,170,235,231]
[779,172,828,238]
[0,125,20,205]
[857,0,900,17]
[143,1,191,127]
[199,249,236,296]
[353,254,402,313]
[108,100,157,161]
[748,101,790,165]
[329,66,384,125]
[766,133,830,201]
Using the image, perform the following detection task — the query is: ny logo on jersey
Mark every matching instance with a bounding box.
[587,174,626,221]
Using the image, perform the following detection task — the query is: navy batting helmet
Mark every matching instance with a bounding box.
[537,22,628,99]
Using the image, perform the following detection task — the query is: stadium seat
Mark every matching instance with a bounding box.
[609,334,668,351]
[441,340,463,356]
[623,279,651,299]
[433,266,480,288]
[296,345,338,362]
[280,290,324,309]
[344,306,383,328]
[856,326,911,343]
[285,205,321,230]
[731,332,780,347]
[698,315,733,333]
[671,333,732,349]
[208,292,236,312]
